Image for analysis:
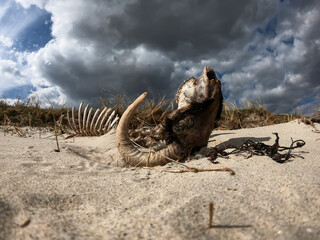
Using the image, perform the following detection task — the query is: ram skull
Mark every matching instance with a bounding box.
[116,67,223,167]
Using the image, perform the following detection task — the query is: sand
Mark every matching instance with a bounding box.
[0,120,319,240]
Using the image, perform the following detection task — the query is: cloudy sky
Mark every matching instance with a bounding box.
[0,0,319,114]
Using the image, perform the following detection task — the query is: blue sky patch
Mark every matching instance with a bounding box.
[282,36,294,46]
[2,84,36,100]
[0,0,53,52]
[256,15,278,37]
[300,96,315,106]
[13,8,53,51]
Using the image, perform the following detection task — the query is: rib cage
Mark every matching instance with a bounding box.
[67,102,119,136]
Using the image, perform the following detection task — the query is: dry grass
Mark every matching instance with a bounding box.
[0,98,67,129]
[217,101,302,130]
[311,105,320,123]
[0,96,313,133]
[113,94,174,130]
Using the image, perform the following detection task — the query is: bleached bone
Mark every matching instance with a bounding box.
[82,103,90,135]
[71,106,79,133]
[93,107,107,135]
[98,108,112,133]
[103,110,116,133]
[108,115,119,132]
[86,108,93,134]
[78,101,84,134]
[66,103,118,136]
[67,110,76,133]
[90,108,100,134]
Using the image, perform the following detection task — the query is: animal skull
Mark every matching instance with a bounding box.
[116,67,223,166]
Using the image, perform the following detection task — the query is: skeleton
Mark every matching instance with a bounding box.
[116,66,223,166]
[66,102,119,136]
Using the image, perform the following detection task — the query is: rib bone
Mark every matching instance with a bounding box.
[66,103,118,136]
[82,103,90,135]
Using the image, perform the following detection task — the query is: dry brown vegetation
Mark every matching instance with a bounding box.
[0,96,316,133]
[216,101,302,130]
[120,99,304,131]
[0,98,67,130]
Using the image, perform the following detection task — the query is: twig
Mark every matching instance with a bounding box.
[143,166,235,175]
[3,114,26,137]
[65,134,77,140]
[44,95,60,152]
[54,122,60,152]
[3,115,6,136]
[28,112,31,128]
[14,126,25,137]
[20,219,31,228]
[209,202,214,228]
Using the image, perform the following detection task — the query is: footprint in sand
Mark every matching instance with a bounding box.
[65,147,102,172]
[68,160,99,171]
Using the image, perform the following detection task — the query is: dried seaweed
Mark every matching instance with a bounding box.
[209,133,305,163]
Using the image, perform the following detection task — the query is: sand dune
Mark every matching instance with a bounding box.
[0,120,319,239]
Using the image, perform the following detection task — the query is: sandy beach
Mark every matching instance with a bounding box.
[0,120,319,239]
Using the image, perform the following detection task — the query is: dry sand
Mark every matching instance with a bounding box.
[0,120,319,240]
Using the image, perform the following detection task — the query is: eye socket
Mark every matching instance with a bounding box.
[206,70,217,80]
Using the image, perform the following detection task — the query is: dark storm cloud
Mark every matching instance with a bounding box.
[109,0,276,60]
[29,0,277,101]
[40,56,175,102]
[34,41,175,103]
[19,0,320,113]
[219,0,320,113]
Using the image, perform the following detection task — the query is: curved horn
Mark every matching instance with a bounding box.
[116,92,183,167]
